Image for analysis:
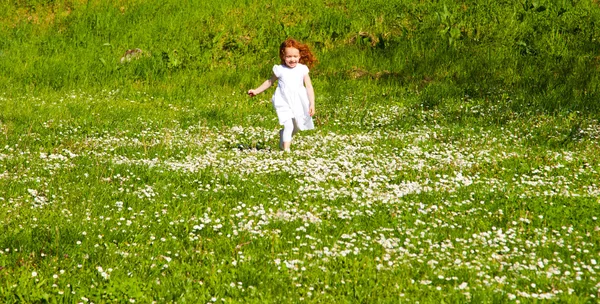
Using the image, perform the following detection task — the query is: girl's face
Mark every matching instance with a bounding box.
[283,47,300,68]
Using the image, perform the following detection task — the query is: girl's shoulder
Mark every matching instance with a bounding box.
[290,63,309,75]
[272,64,286,77]
[299,63,309,74]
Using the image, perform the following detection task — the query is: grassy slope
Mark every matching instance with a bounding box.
[0,0,599,114]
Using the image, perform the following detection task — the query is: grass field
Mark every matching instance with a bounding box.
[1,0,600,303]
[1,91,599,303]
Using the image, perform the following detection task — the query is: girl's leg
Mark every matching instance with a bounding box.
[281,119,295,151]
[292,118,300,136]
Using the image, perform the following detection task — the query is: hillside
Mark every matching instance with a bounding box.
[0,0,599,114]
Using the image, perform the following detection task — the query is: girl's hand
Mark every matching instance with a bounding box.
[248,89,257,97]
[309,104,315,116]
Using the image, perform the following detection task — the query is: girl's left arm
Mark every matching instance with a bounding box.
[304,74,315,116]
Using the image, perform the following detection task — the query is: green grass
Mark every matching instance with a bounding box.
[1,91,599,303]
[1,0,599,111]
[1,0,600,303]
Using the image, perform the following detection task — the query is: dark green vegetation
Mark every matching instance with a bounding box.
[1,0,599,114]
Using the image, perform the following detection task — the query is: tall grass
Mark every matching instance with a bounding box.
[0,0,598,113]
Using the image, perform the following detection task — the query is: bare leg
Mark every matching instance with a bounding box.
[281,119,295,151]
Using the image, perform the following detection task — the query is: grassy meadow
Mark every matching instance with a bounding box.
[1,0,600,303]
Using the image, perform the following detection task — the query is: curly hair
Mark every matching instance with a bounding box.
[279,38,317,69]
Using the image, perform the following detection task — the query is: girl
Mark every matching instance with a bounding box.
[248,38,317,152]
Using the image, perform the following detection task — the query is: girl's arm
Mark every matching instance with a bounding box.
[304,74,315,116]
[248,75,277,97]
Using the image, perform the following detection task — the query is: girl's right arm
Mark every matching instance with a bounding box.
[248,75,277,97]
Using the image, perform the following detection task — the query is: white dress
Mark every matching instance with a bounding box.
[271,64,315,131]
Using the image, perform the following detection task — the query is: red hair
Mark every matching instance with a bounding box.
[279,38,317,69]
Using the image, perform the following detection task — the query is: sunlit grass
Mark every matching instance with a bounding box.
[1,1,599,302]
[0,91,599,303]
[0,0,598,111]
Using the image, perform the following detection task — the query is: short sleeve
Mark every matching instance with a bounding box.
[302,64,309,75]
[272,65,281,78]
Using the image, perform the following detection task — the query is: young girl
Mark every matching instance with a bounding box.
[248,38,317,152]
